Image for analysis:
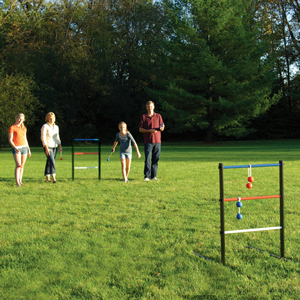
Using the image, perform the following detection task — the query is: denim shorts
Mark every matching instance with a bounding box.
[120,151,132,160]
[12,147,28,155]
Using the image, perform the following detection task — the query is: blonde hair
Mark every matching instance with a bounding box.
[118,121,129,133]
[45,112,56,123]
[15,113,26,129]
[146,101,155,106]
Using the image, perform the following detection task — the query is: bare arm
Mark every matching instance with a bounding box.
[139,127,157,133]
[134,143,141,159]
[8,132,19,153]
[111,141,118,152]
[25,132,31,157]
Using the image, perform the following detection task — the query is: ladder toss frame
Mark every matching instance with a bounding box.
[219,161,284,265]
[72,138,101,180]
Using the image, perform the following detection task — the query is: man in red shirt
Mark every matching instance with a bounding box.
[139,101,165,181]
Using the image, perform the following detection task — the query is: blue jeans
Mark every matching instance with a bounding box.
[144,143,161,179]
[44,147,57,175]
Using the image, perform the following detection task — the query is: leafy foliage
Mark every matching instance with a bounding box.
[148,0,281,142]
[0,71,41,146]
[0,0,299,143]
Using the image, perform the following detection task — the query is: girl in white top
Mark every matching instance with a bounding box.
[41,112,62,183]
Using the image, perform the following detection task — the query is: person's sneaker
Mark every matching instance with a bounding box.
[144,177,150,181]
[151,177,157,181]
[125,179,129,183]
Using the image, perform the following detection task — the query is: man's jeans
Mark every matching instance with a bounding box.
[144,143,161,179]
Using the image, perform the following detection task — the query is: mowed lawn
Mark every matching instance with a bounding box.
[0,140,299,299]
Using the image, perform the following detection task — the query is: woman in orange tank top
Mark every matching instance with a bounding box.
[8,113,31,186]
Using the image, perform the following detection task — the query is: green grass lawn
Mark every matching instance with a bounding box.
[0,140,300,299]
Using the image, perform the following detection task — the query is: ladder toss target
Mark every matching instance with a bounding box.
[72,138,101,180]
[219,161,284,265]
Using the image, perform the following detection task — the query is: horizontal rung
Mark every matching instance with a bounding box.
[74,152,99,155]
[74,167,98,169]
[223,163,281,169]
[224,195,281,202]
[225,226,282,234]
[74,139,99,141]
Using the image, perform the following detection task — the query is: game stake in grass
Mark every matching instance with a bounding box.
[219,161,284,266]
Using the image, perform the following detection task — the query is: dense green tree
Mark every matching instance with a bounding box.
[148,0,281,142]
[86,0,167,139]
[0,71,41,146]
[0,0,167,142]
[246,0,300,139]
[1,0,299,143]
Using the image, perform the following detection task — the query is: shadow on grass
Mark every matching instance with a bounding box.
[247,245,300,265]
[69,177,125,182]
[0,177,12,182]
[194,246,300,268]
[193,251,215,262]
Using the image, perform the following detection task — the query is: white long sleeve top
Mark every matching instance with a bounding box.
[41,122,61,148]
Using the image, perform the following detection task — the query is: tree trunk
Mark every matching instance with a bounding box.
[206,126,214,143]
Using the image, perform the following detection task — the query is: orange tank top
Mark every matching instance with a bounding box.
[8,124,27,146]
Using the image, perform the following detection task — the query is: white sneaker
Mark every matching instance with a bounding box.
[144,178,150,181]
[151,177,157,181]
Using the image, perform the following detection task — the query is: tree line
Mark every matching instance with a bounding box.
[1,0,300,146]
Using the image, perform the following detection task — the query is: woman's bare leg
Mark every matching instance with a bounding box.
[19,154,27,184]
[13,153,22,186]
[120,158,127,182]
[126,158,131,179]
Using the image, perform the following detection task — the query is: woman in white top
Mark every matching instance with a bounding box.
[41,112,62,183]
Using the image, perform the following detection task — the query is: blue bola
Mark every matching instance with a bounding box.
[237,213,243,220]
[236,201,243,207]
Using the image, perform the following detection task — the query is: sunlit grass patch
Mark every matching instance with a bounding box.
[0,140,299,298]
